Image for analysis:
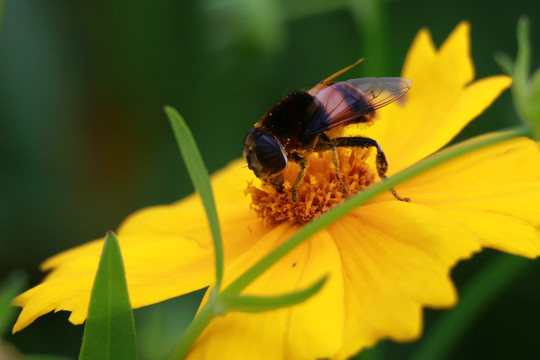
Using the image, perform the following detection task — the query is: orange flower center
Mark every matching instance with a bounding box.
[246,148,376,224]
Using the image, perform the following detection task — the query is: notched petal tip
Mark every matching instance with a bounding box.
[402,28,436,79]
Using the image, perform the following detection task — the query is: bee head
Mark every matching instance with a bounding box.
[243,129,288,178]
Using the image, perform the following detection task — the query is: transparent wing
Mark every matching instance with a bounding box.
[345,77,412,111]
[303,77,411,139]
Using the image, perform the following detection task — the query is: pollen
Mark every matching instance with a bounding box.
[246,148,376,224]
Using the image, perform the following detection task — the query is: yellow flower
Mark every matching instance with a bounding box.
[13,22,540,359]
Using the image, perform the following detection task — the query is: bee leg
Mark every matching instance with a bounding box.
[318,133,347,194]
[290,154,308,202]
[267,173,285,193]
[332,148,348,195]
[330,136,410,202]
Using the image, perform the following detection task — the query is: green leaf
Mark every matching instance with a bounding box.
[219,276,327,314]
[0,270,27,336]
[164,106,224,289]
[79,232,137,360]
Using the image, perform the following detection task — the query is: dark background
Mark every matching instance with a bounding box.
[1,0,540,359]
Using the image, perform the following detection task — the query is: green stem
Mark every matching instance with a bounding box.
[223,125,529,295]
[166,299,216,360]
[410,254,533,360]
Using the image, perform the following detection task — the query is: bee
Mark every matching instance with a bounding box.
[243,59,412,202]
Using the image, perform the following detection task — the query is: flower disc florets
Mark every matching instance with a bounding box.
[246,148,375,224]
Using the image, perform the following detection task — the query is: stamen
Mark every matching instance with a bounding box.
[246,148,376,224]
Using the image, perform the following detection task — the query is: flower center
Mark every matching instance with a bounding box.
[246,148,376,224]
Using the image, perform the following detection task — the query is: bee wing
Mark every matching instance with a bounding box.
[345,77,412,110]
[302,77,411,140]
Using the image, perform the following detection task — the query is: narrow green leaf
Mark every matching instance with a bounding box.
[164,106,224,289]
[0,271,27,336]
[79,231,137,360]
[411,254,531,360]
[219,276,327,314]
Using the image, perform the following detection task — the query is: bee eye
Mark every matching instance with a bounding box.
[255,134,287,174]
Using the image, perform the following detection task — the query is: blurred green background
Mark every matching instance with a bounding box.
[1,0,540,359]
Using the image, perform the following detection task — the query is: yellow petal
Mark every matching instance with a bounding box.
[401,28,437,85]
[189,225,346,359]
[393,75,511,172]
[360,22,511,173]
[332,201,480,357]
[401,137,540,258]
[13,233,215,332]
[13,160,261,333]
[444,209,540,257]
[436,22,474,86]
[187,199,482,359]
